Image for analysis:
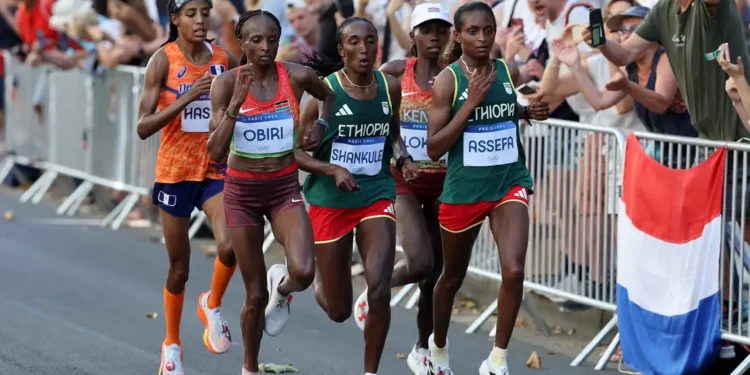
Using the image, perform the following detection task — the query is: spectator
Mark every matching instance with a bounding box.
[107,0,157,42]
[495,0,548,64]
[16,0,79,69]
[278,0,319,63]
[720,44,750,125]
[0,0,22,153]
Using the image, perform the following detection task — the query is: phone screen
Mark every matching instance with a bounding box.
[510,18,524,29]
[589,8,606,47]
[518,85,537,95]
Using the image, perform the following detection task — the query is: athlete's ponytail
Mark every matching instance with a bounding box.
[441,37,462,66]
[162,0,179,47]
[234,9,281,65]
[302,51,343,78]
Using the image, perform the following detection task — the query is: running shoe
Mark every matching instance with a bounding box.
[479,359,509,375]
[353,288,369,330]
[265,264,292,336]
[159,342,184,375]
[196,291,231,354]
[406,343,429,375]
[428,334,453,375]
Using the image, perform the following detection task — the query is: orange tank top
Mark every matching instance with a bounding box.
[398,57,446,172]
[155,42,229,184]
[230,62,300,159]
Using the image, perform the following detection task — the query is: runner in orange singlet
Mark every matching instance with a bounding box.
[136,0,238,373]
[206,10,334,375]
[350,4,452,375]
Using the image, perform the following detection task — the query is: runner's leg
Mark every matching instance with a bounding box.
[417,200,442,349]
[161,209,192,346]
[271,205,315,295]
[230,224,268,372]
[391,195,434,287]
[357,217,397,374]
[314,232,355,321]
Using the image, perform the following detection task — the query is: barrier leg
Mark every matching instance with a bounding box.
[20,170,52,203]
[110,193,139,230]
[0,156,15,184]
[731,354,750,375]
[187,211,207,240]
[262,222,276,254]
[571,315,618,367]
[101,197,127,228]
[465,299,498,334]
[390,284,415,307]
[56,180,93,215]
[66,187,91,217]
[594,332,619,370]
[30,171,58,204]
[489,323,497,338]
[405,288,421,310]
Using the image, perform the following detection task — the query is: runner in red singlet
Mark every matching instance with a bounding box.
[206,10,334,375]
[350,4,452,375]
[136,0,238,374]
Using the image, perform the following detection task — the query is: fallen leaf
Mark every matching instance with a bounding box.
[551,325,562,334]
[452,307,460,315]
[202,244,217,257]
[258,363,299,373]
[526,351,541,369]
[396,352,406,359]
[3,210,15,221]
[145,312,159,319]
[515,319,528,328]
[457,298,477,309]
[567,328,576,336]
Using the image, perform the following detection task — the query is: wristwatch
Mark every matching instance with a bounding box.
[519,106,530,121]
[396,155,413,171]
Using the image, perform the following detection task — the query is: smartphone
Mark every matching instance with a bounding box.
[589,8,606,47]
[36,30,47,50]
[517,83,537,95]
[510,18,524,30]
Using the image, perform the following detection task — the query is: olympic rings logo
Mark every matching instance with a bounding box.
[354,167,364,174]
[257,145,270,151]
[488,156,499,162]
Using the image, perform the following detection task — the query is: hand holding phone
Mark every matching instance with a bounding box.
[588,8,606,47]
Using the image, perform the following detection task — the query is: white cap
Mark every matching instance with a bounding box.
[410,3,452,30]
[49,0,92,30]
[284,0,306,13]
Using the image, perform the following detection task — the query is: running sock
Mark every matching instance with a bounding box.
[207,257,236,309]
[428,334,449,365]
[164,287,185,346]
[242,368,259,375]
[365,373,378,375]
[489,346,508,368]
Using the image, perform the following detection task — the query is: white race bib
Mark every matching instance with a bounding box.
[331,136,385,176]
[463,121,518,167]
[233,112,294,154]
[181,93,211,132]
[401,122,447,162]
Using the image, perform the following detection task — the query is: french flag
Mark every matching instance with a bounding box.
[617,134,723,375]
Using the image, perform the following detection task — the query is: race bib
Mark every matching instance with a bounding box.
[463,121,518,167]
[401,122,447,162]
[331,136,385,176]
[233,112,294,154]
[181,93,211,132]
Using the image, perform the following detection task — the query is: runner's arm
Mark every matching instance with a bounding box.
[137,49,191,139]
[426,69,472,160]
[295,97,336,177]
[207,71,237,162]
[622,54,677,114]
[378,59,406,81]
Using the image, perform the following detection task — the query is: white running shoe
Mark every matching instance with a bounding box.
[197,291,231,354]
[479,360,509,375]
[353,288,368,330]
[428,334,453,375]
[407,343,429,375]
[159,343,184,375]
[264,264,292,336]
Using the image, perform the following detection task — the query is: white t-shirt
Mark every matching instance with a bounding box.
[586,54,644,131]
[499,0,546,63]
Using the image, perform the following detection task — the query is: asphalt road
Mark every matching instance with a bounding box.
[0,188,607,375]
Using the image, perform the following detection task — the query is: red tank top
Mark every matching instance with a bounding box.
[399,57,446,173]
[155,42,229,183]
[230,62,300,159]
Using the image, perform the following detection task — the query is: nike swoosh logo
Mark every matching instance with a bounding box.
[402,92,417,97]
[292,199,303,203]
[239,107,258,114]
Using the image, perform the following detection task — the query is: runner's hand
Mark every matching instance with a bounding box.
[300,123,324,152]
[331,165,360,192]
[527,91,550,121]
[188,72,212,101]
[228,65,253,110]
[467,68,492,109]
[402,159,421,183]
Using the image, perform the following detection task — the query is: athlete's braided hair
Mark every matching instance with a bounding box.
[441,2,496,65]
[234,9,282,65]
[303,17,376,77]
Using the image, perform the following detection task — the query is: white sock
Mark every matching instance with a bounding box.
[365,373,378,375]
[489,346,508,368]
[428,334,449,365]
[242,368,259,375]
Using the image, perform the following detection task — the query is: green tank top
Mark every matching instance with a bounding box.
[303,71,396,209]
[439,59,533,205]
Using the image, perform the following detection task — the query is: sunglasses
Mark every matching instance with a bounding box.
[616,24,639,35]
